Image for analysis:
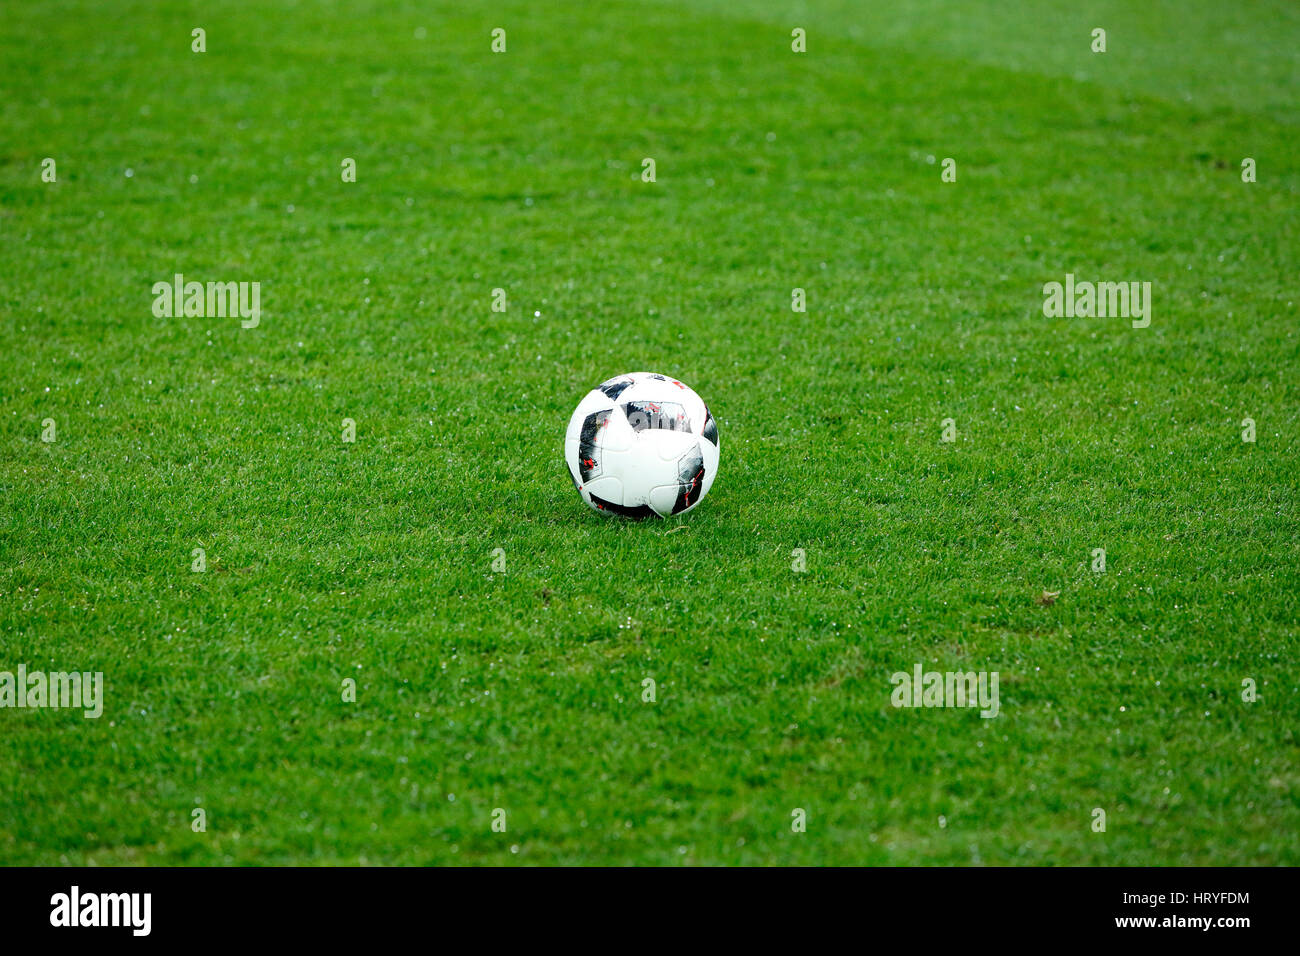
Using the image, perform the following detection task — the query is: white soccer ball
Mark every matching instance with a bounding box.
[564,372,719,517]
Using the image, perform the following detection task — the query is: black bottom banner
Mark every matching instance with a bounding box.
[0,865,1277,943]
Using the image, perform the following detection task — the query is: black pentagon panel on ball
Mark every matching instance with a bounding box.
[702,410,718,445]
[578,409,611,480]
[588,492,657,519]
[671,444,706,515]
[621,401,691,433]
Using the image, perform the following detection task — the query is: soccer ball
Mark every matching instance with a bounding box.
[564,372,719,517]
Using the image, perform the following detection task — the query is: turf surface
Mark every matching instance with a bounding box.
[1,1,1297,865]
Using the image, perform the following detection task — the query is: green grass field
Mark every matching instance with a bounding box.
[1,1,1297,865]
